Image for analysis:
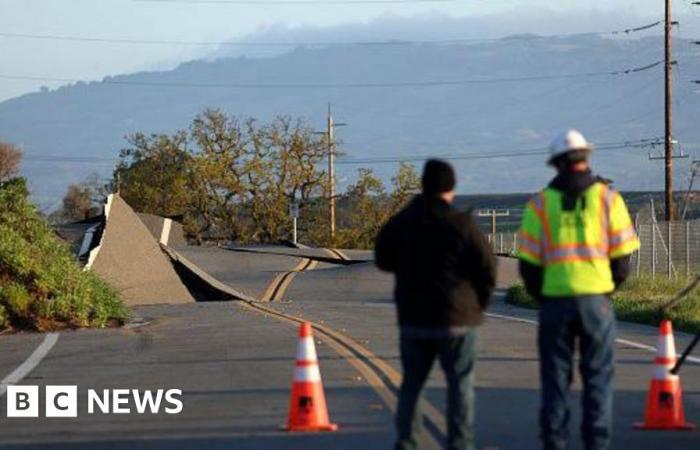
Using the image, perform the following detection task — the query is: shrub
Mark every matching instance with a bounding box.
[0,179,126,331]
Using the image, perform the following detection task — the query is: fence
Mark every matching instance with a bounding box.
[486,232,518,256]
[487,220,700,278]
[633,221,700,278]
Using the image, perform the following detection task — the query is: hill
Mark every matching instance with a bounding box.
[0,35,698,207]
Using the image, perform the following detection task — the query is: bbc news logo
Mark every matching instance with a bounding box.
[6,386,183,418]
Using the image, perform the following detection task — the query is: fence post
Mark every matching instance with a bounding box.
[667,222,673,280]
[513,232,517,255]
[635,224,641,277]
[652,225,656,278]
[499,233,504,254]
[686,221,691,277]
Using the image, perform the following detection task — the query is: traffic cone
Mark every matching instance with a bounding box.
[285,322,338,432]
[634,319,696,430]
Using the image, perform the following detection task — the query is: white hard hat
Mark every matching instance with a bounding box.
[548,129,592,164]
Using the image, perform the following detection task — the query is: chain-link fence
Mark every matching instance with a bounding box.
[633,220,700,278]
[487,220,700,277]
[486,232,518,256]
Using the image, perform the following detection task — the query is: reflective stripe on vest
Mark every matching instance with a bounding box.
[539,182,616,296]
[539,183,612,266]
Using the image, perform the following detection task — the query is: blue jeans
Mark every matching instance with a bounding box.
[538,295,616,450]
[395,332,476,450]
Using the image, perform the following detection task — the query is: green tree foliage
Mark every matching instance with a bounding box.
[0,178,125,331]
[335,168,388,249]
[116,131,193,218]
[389,162,421,214]
[118,109,328,244]
[332,163,420,249]
[244,116,327,242]
[188,110,248,242]
[117,108,420,248]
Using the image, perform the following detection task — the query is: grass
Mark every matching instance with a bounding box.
[505,276,700,334]
[0,178,127,332]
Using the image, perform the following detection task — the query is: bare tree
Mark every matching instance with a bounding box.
[0,142,22,182]
[57,173,108,222]
[62,184,94,221]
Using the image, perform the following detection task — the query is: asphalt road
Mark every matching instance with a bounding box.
[1,246,698,450]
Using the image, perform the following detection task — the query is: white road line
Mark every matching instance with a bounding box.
[486,312,700,365]
[160,218,173,245]
[486,312,537,326]
[0,333,59,396]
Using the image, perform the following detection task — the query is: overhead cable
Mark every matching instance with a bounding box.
[334,138,664,165]
[134,0,452,4]
[0,60,664,90]
[22,138,662,166]
[0,21,664,47]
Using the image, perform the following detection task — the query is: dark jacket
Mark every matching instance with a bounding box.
[375,195,497,328]
[519,170,631,298]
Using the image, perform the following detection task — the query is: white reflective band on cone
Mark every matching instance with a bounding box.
[294,365,322,382]
[297,337,318,362]
[654,364,679,381]
[656,334,677,359]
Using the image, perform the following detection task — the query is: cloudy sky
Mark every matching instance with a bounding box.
[0,0,694,102]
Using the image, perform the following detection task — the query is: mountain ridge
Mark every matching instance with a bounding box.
[1,34,698,207]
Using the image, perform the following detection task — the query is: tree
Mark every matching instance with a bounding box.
[116,131,193,218]
[335,168,388,249]
[389,162,420,214]
[114,109,337,245]
[188,109,248,242]
[0,142,22,183]
[244,116,327,242]
[58,173,109,222]
[61,184,94,221]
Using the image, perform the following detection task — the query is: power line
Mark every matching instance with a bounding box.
[0,21,664,48]
[135,0,452,4]
[334,138,663,165]
[0,60,663,90]
[21,138,661,166]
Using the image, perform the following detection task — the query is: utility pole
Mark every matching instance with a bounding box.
[317,104,346,242]
[327,104,336,241]
[664,0,674,221]
[477,209,510,236]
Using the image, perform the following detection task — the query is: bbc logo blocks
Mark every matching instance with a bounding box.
[4,385,183,417]
[6,386,40,418]
[6,385,77,418]
[46,386,78,418]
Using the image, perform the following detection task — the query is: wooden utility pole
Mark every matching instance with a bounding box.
[327,103,336,241]
[665,0,674,221]
[321,104,346,242]
[477,209,510,236]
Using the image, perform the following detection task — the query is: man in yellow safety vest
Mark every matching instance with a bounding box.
[517,129,640,450]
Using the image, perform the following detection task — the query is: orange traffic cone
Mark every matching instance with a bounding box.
[634,319,696,430]
[285,322,338,432]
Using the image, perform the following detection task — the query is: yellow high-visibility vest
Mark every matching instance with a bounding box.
[517,181,640,297]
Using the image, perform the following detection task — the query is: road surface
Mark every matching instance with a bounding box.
[0,246,698,449]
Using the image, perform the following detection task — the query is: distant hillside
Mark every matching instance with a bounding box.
[1,35,698,207]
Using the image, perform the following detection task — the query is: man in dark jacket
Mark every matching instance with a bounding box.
[375,159,497,450]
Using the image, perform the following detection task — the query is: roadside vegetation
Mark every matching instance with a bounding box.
[99,108,420,249]
[505,277,700,333]
[0,144,126,332]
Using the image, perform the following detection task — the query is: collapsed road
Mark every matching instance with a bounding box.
[1,199,698,450]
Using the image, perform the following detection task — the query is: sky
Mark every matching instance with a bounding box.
[0,0,689,102]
